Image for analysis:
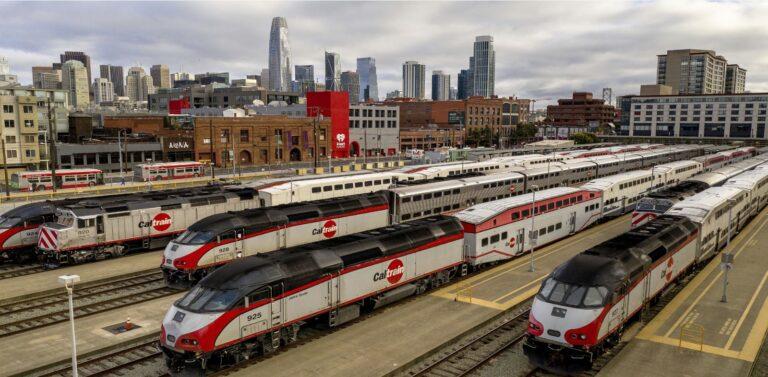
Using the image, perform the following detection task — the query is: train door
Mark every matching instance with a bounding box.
[95,215,105,244]
[516,229,525,254]
[568,211,577,234]
[278,225,287,249]
[271,283,284,327]
[240,287,271,339]
[233,229,245,258]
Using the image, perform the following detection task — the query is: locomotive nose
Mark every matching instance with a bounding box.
[38,227,59,251]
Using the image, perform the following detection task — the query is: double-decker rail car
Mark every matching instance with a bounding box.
[523,215,700,373]
[36,186,259,265]
[581,171,656,217]
[666,186,749,261]
[256,173,397,207]
[456,187,603,265]
[633,156,768,228]
[160,216,464,370]
[161,192,390,286]
[692,146,756,172]
[722,169,768,218]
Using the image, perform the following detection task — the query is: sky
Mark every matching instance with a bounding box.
[2,1,768,106]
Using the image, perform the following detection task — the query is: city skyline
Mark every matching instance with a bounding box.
[1,1,767,105]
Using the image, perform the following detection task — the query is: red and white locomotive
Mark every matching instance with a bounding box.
[160,216,464,370]
[161,192,390,286]
[0,201,63,261]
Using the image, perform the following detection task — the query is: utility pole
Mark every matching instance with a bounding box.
[1,139,9,197]
[46,97,57,192]
[209,118,215,180]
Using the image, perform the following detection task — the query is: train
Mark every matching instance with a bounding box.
[160,154,708,286]
[522,166,768,374]
[159,156,760,371]
[631,153,768,228]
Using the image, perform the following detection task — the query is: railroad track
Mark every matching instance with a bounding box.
[407,308,531,377]
[0,263,46,280]
[0,270,183,338]
[35,337,168,377]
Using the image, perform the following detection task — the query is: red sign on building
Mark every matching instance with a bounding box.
[307,91,350,158]
[168,98,190,115]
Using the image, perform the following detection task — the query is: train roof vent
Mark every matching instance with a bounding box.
[80,201,100,208]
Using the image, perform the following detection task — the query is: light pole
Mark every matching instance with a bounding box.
[59,274,81,377]
[721,199,735,303]
[529,184,539,272]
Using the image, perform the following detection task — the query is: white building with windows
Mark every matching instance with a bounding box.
[628,93,768,139]
[348,104,400,157]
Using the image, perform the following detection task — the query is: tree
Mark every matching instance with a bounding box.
[571,132,598,144]
[514,124,538,138]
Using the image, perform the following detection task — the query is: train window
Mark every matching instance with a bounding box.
[483,184,490,189]
[365,181,373,187]
[374,180,382,185]
[434,192,442,198]
[434,207,441,214]
[444,190,451,196]
[323,185,332,192]
[578,195,583,201]
[522,209,529,217]
[345,183,353,189]
[414,212,422,217]
[512,212,520,220]
[556,223,562,230]
[383,179,391,184]
[540,205,546,213]
[423,209,432,215]
[402,197,411,203]
[501,231,508,240]
[490,234,500,243]
[548,203,554,210]
[424,193,432,199]
[481,238,489,246]
[548,225,555,232]
[453,189,460,194]
[77,219,85,228]
[413,195,422,202]
[355,182,363,188]
[533,207,539,215]
[482,198,489,203]
[443,206,451,211]
[648,246,667,262]
[334,184,343,190]
[556,200,563,207]
[583,287,608,307]
[452,204,460,209]
[402,214,411,220]
[585,207,589,213]
[539,228,546,236]
[247,288,271,304]
[312,187,322,193]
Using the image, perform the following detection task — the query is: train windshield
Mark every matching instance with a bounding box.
[174,230,215,245]
[0,216,20,228]
[176,285,240,312]
[537,277,609,308]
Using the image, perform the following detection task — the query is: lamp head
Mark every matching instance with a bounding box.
[58,274,81,287]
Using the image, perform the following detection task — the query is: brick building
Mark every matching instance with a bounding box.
[193,116,332,167]
[102,114,196,161]
[400,128,465,151]
[546,92,615,131]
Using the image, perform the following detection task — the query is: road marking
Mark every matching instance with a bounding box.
[657,213,768,339]
[739,286,768,361]
[724,270,768,349]
[642,335,749,361]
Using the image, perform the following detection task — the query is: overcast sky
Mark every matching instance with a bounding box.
[2,1,767,106]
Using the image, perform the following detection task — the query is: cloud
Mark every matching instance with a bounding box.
[1,1,766,105]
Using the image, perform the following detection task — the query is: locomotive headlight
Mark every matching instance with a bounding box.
[570,333,587,340]
[181,338,199,345]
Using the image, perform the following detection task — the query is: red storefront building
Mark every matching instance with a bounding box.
[307,91,350,158]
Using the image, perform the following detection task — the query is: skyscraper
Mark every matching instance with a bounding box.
[100,65,124,96]
[92,78,114,104]
[32,66,61,89]
[340,71,360,104]
[150,64,171,89]
[356,57,378,102]
[431,71,450,101]
[269,17,292,91]
[60,51,92,91]
[457,69,471,100]
[402,61,425,99]
[125,67,155,101]
[472,36,495,97]
[725,64,747,94]
[325,52,341,91]
[295,65,314,82]
[62,60,90,108]
[0,56,9,74]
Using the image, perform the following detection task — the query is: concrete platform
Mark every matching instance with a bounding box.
[1,293,183,376]
[599,209,768,377]
[0,250,162,303]
[227,216,632,377]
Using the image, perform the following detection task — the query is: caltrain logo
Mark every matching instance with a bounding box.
[139,213,172,232]
[312,220,338,238]
[374,259,405,284]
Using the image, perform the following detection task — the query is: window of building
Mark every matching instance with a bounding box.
[3,120,14,128]
[6,149,17,158]
[23,135,35,143]
[2,105,13,113]
[5,135,15,144]
[25,149,35,158]
[240,129,249,142]
[24,120,34,128]
[22,105,33,113]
